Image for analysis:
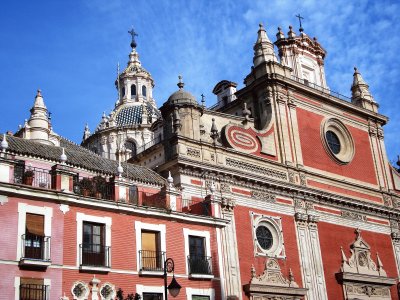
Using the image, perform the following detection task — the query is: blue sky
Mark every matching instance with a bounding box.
[0,0,399,163]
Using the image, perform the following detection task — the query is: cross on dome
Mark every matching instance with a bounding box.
[128,27,138,49]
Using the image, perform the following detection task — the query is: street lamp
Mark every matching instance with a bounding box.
[164,258,181,300]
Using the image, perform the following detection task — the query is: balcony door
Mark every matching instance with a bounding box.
[189,236,210,274]
[82,222,105,266]
[25,213,44,260]
[141,231,161,270]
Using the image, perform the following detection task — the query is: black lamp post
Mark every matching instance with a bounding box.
[164,258,181,300]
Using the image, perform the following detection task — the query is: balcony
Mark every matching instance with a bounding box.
[188,256,213,279]
[19,234,51,268]
[79,243,110,272]
[139,250,165,275]
[13,165,52,189]
[20,284,49,300]
[73,176,114,200]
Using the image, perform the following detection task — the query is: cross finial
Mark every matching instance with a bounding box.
[128,27,138,49]
[295,14,304,32]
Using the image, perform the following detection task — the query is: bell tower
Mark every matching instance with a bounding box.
[274,21,328,88]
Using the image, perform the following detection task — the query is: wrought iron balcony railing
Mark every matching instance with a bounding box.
[139,250,165,272]
[21,234,51,261]
[13,165,52,189]
[188,255,212,275]
[20,284,49,300]
[79,244,110,268]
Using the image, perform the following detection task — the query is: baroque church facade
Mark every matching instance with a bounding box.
[1,21,400,300]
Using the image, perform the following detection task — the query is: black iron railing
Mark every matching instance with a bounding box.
[80,244,110,268]
[73,176,114,200]
[139,250,165,272]
[21,234,51,261]
[290,75,351,101]
[20,284,49,300]
[14,165,52,189]
[188,255,212,275]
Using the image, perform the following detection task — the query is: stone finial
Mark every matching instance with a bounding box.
[60,147,67,163]
[177,75,184,89]
[340,246,347,263]
[210,118,219,144]
[167,171,173,185]
[253,22,278,67]
[242,102,251,123]
[1,134,8,151]
[251,264,256,279]
[117,161,124,177]
[83,123,91,141]
[288,25,296,38]
[201,94,205,107]
[210,181,216,194]
[351,67,377,110]
[288,268,295,285]
[33,89,46,108]
[276,27,285,40]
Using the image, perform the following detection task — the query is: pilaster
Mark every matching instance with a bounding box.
[295,207,328,300]
[220,198,242,300]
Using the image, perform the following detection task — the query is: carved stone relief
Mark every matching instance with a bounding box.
[337,229,395,300]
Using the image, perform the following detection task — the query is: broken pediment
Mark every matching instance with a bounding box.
[244,258,307,300]
[336,229,396,300]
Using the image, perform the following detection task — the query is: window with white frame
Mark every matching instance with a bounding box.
[15,276,51,300]
[186,288,214,300]
[136,285,164,300]
[17,203,52,261]
[251,212,285,258]
[135,221,166,273]
[183,229,212,276]
[76,213,111,268]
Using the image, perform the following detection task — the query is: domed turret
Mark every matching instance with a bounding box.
[160,76,203,141]
[166,76,198,106]
[81,28,160,162]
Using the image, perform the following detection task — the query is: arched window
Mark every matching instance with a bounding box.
[142,85,147,97]
[125,140,137,158]
[131,84,136,97]
[121,87,125,97]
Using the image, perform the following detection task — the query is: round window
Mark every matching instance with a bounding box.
[326,131,341,154]
[321,118,355,164]
[256,225,273,250]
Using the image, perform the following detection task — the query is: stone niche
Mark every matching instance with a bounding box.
[336,229,396,300]
[243,258,307,300]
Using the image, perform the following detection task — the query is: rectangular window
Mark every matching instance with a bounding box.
[140,231,162,271]
[142,293,162,300]
[82,222,105,266]
[20,278,48,300]
[192,296,210,300]
[188,236,211,275]
[24,213,44,260]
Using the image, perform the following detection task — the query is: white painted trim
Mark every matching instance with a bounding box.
[135,221,166,272]
[15,276,51,300]
[76,212,112,267]
[186,288,215,300]
[14,276,20,300]
[183,228,211,275]
[216,228,225,300]
[17,203,53,261]
[136,284,164,299]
